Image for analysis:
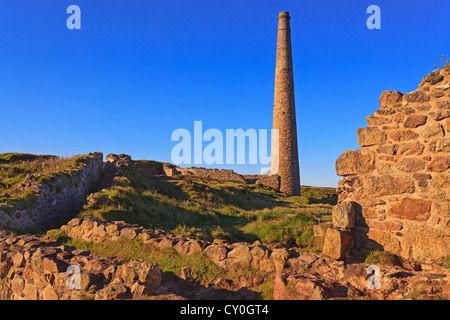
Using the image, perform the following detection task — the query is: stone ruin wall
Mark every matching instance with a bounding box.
[0,152,103,230]
[324,68,450,264]
[162,164,281,192]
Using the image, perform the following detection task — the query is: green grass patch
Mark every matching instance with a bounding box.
[407,289,428,300]
[364,250,397,265]
[240,211,316,246]
[258,279,275,300]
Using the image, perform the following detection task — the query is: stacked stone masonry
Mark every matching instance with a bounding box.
[327,68,450,264]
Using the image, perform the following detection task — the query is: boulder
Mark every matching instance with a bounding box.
[227,245,252,266]
[322,228,353,260]
[274,273,324,300]
[332,201,357,230]
[115,260,161,288]
[42,257,69,273]
[204,245,228,262]
[357,127,387,147]
[379,90,403,107]
[173,240,190,255]
[158,238,178,249]
[0,210,10,225]
[423,70,444,85]
[120,228,137,240]
[335,150,375,176]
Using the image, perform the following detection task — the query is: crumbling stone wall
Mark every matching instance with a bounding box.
[162,164,282,192]
[325,68,450,264]
[101,154,283,193]
[0,152,103,230]
[0,228,162,300]
[175,167,247,183]
[242,174,281,191]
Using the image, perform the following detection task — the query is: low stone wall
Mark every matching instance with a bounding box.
[0,152,104,230]
[324,68,450,264]
[61,217,450,300]
[0,229,162,300]
[62,217,305,274]
[162,164,281,192]
[3,217,450,300]
[175,167,247,183]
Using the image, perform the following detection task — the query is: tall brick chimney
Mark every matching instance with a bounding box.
[270,11,301,196]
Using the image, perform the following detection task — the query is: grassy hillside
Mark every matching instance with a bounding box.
[79,160,336,247]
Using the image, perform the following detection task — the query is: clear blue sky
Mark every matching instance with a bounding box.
[1,0,449,187]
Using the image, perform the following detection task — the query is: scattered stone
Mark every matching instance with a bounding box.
[204,245,228,262]
[332,201,357,230]
[357,127,387,147]
[179,267,193,281]
[120,228,137,240]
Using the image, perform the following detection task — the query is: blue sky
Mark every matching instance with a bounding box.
[0,0,449,187]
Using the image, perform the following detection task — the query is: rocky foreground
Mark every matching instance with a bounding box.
[1,217,449,300]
